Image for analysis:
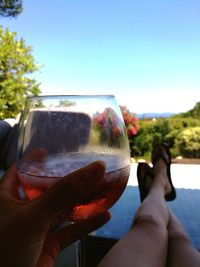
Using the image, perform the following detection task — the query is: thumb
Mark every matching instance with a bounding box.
[54,211,111,249]
[0,164,19,198]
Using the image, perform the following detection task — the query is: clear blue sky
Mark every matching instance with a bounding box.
[0,0,199,113]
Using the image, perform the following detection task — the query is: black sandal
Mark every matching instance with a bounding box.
[137,163,154,202]
[151,144,176,201]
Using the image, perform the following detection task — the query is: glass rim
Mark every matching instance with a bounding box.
[27,94,115,100]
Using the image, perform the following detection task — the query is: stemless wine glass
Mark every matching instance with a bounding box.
[17,95,131,222]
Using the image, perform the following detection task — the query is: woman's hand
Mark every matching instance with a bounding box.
[0,160,110,267]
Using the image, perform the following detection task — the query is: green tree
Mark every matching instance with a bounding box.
[186,102,200,118]
[0,0,22,17]
[0,26,40,119]
[175,101,200,119]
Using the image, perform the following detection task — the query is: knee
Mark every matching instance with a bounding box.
[132,214,168,244]
[132,213,165,231]
[168,228,190,244]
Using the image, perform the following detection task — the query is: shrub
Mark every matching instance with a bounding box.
[175,127,200,158]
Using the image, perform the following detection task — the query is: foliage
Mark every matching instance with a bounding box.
[174,101,200,119]
[128,119,173,158]
[0,0,22,17]
[129,106,200,160]
[183,101,200,118]
[92,101,200,159]
[0,26,40,119]
[175,127,200,158]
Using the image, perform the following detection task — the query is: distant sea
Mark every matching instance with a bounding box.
[137,112,177,119]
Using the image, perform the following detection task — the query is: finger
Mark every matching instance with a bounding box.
[54,211,111,250]
[0,164,20,197]
[32,161,105,221]
[36,212,110,267]
[1,149,47,197]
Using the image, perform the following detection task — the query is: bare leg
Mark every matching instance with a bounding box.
[167,209,200,267]
[98,159,171,267]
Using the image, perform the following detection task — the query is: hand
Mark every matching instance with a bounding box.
[0,160,110,267]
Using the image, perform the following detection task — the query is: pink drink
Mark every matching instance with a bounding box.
[18,153,130,221]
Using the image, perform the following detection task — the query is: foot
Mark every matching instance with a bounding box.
[151,144,176,201]
[137,163,154,202]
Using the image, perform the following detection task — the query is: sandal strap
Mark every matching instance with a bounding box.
[152,143,171,166]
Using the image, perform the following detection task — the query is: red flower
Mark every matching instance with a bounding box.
[120,106,139,137]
